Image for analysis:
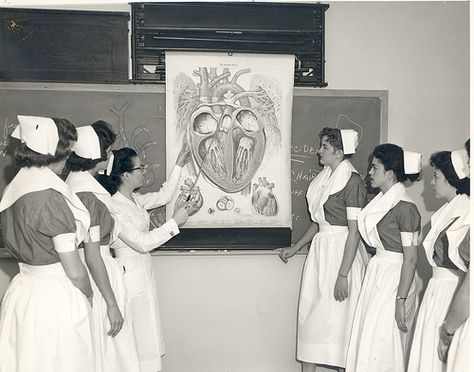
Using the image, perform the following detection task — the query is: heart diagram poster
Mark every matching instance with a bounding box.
[166,51,293,228]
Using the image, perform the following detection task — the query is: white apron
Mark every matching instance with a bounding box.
[446,211,470,372]
[67,171,140,372]
[407,194,469,372]
[297,160,367,367]
[0,167,94,372]
[346,182,419,372]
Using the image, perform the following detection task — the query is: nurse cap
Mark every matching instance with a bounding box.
[403,150,422,174]
[340,129,359,154]
[72,126,101,160]
[12,115,59,155]
[451,148,469,179]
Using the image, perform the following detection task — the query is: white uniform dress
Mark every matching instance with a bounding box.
[108,165,182,372]
[346,182,421,372]
[0,167,94,372]
[407,194,469,372]
[297,160,368,367]
[446,216,470,372]
[67,171,140,372]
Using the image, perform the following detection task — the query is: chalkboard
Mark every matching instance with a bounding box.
[0,84,387,248]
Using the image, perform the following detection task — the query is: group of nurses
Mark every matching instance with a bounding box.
[0,115,201,372]
[281,127,470,372]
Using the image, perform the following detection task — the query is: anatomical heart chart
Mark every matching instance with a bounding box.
[166,52,293,228]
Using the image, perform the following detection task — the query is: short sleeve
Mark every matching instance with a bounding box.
[76,192,113,243]
[397,202,421,246]
[344,173,367,220]
[459,231,470,268]
[37,192,77,252]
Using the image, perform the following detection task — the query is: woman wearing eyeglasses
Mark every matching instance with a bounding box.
[98,145,202,372]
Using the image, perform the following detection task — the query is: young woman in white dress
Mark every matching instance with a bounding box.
[66,122,140,372]
[0,115,94,372]
[98,146,202,372]
[346,144,422,372]
[279,128,368,372]
[407,148,469,372]
[438,139,470,372]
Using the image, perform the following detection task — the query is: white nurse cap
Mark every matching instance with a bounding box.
[451,149,469,179]
[340,129,359,154]
[12,115,59,155]
[403,150,422,174]
[72,126,101,160]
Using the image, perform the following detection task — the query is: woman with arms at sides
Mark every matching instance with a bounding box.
[279,128,368,372]
[345,144,422,372]
[438,139,470,372]
[407,148,469,372]
[98,145,202,372]
[66,122,140,372]
[0,115,94,372]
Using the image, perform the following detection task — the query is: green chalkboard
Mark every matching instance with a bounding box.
[0,84,387,248]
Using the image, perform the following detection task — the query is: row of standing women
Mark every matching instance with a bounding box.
[280,128,470,372]
[0,115,202,372]
[0,115,469,372]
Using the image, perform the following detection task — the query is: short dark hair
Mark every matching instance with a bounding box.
[67,120,116,172]
[318,127,352,159]
[14,118,77,168]
[96,147,138,195]
[372,143,420,183]
[430,151,469,196]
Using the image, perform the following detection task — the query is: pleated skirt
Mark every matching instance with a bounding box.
[0,262,95,372]
[346,249,419,372]
[297,225,366,367]
[407,267,459,372]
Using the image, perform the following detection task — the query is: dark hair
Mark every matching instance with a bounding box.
[319,127,352,159]
[66,120,116,172]
[465,138,470,158]
[430,151,470,196]
[96,147,138,195]
[372,143,420,183]
[14,118,78,168]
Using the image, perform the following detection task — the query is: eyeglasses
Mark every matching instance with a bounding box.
[128,164,147,172]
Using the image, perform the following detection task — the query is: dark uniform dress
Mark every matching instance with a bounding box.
[0,190,94,372]
[347,182,421,372]
[298,160,368,367]
[408,194,469,372]
[75,188,140,372]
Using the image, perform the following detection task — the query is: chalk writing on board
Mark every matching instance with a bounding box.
[110,102,160,187]
[0,118,16,157]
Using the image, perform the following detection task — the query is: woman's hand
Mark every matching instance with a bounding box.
[437,323,454,362]
[106,303,124,337]
[334,276,349,301]
[279,246,300,263]
[172,205,190,226]
[175,179,203,216]
[395,299,408,333]
[176,143,192,167]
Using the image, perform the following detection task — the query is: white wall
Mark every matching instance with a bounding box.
[0,2,469,372]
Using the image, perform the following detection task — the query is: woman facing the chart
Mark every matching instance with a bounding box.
[98,145,202,372]
[0,115,94,372]
[406,148,469,372]
[66,122,140,372]
[346,144,422,372]
[279,127,368,372]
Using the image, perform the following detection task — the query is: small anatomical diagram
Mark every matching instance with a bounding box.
[216,195,234,211]
[174,178,204,216]
[251,177,278,217]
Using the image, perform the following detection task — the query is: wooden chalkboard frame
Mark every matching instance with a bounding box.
[0,83,387,251]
